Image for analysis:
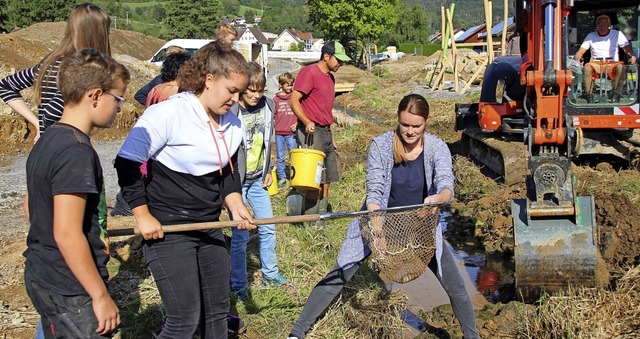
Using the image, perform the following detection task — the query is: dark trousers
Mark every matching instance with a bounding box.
[25,268,112,339]
[290,244,479,339]
[143,229,230,338]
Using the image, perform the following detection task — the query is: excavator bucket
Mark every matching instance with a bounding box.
[511,196,598,302]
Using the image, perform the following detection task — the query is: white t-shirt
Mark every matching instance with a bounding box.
[580,29,630,62]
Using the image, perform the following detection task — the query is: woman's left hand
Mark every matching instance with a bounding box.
[233,207,257,230]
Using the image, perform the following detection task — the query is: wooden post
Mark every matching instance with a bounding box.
[446,4,459,91]
[484,0,494,63]
[501,0,508,56]
[441,5,446,50]
[430,4,452,90]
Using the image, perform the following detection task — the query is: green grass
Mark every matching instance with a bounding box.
[239,5,262,16]
[122,1,165,9]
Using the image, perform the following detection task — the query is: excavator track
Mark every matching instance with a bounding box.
[460,128,528,185]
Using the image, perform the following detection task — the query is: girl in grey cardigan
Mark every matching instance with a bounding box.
[288,94,478,339]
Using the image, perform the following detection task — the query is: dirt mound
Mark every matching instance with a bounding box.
[9,22,165,62]
[0,22,166,156]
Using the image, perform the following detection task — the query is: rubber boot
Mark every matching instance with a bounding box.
[315,198,329,228]
[286,189,304,227]
[302,197,320,227]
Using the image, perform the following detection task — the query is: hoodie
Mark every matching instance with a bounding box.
[273,91,298,135]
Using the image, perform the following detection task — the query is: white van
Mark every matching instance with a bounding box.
[147,39,212,66]
[147,38,269,78]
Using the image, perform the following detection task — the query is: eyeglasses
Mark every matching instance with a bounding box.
[104,91,126,109]
[332,55,344,65]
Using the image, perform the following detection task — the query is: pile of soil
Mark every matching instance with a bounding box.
[0,22,165,155]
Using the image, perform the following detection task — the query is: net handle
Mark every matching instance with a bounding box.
[108,202,443,237]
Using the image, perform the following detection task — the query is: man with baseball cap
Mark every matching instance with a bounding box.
[289,41,351,221]
[574,13,637,103]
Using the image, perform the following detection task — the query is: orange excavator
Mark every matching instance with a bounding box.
[455,0,639,301]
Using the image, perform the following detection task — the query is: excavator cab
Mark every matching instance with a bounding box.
[567,9,639,106]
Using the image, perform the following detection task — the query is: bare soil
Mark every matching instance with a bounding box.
[1,22,639,338]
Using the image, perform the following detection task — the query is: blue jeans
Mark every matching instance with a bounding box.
[230,177,280,294]
[24,269,113,338]
[275,134,298,180]
[143,229,229,339]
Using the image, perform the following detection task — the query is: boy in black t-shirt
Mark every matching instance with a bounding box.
[24,48,130,338]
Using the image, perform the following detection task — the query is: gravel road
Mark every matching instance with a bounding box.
[0,139,125,240]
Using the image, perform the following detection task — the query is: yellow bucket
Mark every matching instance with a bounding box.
[289,148,326,190]
[267,168,278,195]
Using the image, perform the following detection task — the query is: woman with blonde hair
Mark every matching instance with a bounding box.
[0,2,111,142]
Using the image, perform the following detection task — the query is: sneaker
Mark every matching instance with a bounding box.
[262,273,290,287]
[227,313,246,336]
[277,178,287,187]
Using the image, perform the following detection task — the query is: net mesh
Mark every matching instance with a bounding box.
[358,205,440,284]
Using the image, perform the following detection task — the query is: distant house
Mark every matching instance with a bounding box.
[262,31,278,44]
[455,24,488,44]
[236,27,269,45]
[234,16,246,26]
[428,31,442,44]
[478,17,516,54]
[271,28,313,51]
[311,38,324,52]
[478,17,515,40]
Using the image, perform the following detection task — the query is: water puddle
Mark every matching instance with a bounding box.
[442,211,516,304]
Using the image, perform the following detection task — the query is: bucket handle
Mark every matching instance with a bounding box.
[304,132,314,148]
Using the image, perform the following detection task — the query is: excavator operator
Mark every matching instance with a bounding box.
[574,13,637,103]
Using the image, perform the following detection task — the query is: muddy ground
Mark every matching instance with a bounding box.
[1,22,639,338]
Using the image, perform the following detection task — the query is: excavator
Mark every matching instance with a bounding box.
[455,0,640,301]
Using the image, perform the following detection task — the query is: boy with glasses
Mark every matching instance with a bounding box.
[24,48,130,338]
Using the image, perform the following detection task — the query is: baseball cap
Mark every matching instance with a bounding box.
[321,41,351,62]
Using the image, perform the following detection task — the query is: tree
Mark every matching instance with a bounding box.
[381,3,433,46]
[221,0,240,16]
[305,0,399,64]
[2,0,73,30]
[258,0,312,35]
[289,42,305,51]
[245,9,256,24]
[165,0,224,39]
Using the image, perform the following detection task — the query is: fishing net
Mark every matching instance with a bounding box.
[358,204,440,284]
